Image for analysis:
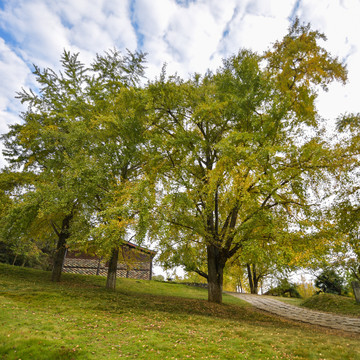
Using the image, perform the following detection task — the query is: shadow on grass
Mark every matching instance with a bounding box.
[0,264,311,331]
[1,338,88,360]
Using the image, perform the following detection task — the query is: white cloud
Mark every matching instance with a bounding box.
[71,19,114,51]
[0,0,71,67]
[53,0,107,25]
[294,0,360,127]
[0,0,359,164]
[132,0,177,37]
[245,0,297,19]
[130,0,177,75]
[0,39,30,129]
[297,0,359,56]
[221,12,289,54]
[0,39,31,168]
[132,0,239,77]
[0,0,138,69]
[54,0,137,52]
[163,4,220,62]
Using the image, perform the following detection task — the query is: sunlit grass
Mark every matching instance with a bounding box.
[0,263,359,359]
[301,293,360,317]
[272,292,360,317]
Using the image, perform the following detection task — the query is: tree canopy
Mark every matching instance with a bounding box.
[1,20,358,303]
[0,49,152,285]
[147,20,349,303]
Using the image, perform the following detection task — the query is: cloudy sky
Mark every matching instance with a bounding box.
[0,0,359,167]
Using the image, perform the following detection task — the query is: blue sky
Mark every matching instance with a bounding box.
[0,0,359,169]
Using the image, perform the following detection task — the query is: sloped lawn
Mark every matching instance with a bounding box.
[0,263,359,359]
[301,293,360,317]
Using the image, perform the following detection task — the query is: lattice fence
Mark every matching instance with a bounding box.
[62,253,152,280]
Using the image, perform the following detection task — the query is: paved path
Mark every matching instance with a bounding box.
[227,292,360,333]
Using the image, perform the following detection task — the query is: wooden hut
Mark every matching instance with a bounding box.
[62,242,156,280]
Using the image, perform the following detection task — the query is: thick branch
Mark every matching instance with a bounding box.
[193,268,209,280]
[165,219,195,232]
[228,240,244,259]
[50,220,60,237]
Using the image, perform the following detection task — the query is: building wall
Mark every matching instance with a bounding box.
[62,246,154,280]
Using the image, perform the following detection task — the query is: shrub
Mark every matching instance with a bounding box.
[315,268,345,295]
[265,278,301,298]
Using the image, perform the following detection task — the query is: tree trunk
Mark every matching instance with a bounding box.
[207,245,225,303]
[352,281,360,303]
[246,263,258,294]
[51,214,72,282]
[237,277,243,293]
[252,264,259,294]
[106,247,119,290]
[246,263,254,293]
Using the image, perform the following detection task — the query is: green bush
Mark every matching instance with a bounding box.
[315,268,346,295]
[265,278,301,298]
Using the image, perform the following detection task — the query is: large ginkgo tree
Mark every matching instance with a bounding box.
[148,20,348,303]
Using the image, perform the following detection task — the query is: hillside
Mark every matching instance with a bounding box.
[301,293,360,317]
[0,264,359,359]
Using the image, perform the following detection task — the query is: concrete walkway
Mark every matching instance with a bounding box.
[227,292,360,334]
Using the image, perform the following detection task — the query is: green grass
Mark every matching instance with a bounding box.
[0,264,359,360]
[262,295,304,307]
[301,293,360,317]
[272,292,360,317]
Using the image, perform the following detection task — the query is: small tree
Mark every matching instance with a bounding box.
[265,278,301,298]
[297,275,317,298]
[315,268,345,295]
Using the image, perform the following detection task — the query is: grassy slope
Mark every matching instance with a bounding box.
[0,264,359,360]
[301,293,360,318]
[270,293,360,318]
